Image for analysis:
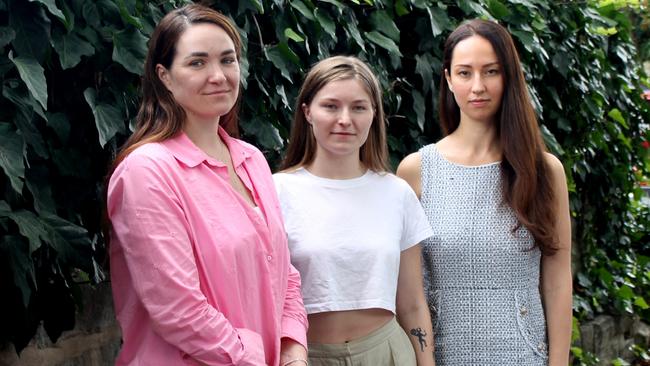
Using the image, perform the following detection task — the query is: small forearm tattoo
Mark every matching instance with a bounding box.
[410,327,427,352]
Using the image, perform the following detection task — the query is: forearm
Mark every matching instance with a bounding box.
[543,282,572,365]
[397,305,436,366]
[279,338,308,366]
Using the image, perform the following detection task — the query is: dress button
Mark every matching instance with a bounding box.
[537,342,547,352]
[519,306,528,316]
[267,255,272,261]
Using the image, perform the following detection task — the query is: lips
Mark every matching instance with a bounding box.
[204,90,230,95]
[469,99,490,107]
[331,132,355,135]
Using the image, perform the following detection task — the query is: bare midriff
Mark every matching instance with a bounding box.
[307,308,394,344]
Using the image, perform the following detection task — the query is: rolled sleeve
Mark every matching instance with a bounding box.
[108,155,264,365]
[280,263,308,348]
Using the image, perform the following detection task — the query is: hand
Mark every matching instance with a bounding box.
[279,337,307,365]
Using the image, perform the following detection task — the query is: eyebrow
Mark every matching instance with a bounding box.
[453,62,500,68]
[319,97,372,104]
[183,49,236,59]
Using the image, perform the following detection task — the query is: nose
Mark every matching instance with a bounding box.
[471,74,486,94]
[337,108,352,126]
[208,64,226,83]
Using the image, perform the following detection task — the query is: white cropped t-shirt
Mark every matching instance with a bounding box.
[273,168,433,314]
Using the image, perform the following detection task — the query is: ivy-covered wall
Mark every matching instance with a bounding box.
[0,0,648,363]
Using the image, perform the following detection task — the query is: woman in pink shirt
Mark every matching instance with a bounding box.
[106,5,308,366]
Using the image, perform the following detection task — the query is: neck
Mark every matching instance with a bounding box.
[307,152,366,180]
[455,116,499,151]
[442,116,502,164]
[182,116,226,158]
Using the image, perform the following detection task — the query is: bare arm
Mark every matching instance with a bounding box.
[397,152,423,198]
[541,153,573,366]
[396,244,436,366]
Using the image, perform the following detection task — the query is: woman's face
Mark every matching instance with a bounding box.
[157,23,240,123]
[446,35,504,125]
[302,78,375,161]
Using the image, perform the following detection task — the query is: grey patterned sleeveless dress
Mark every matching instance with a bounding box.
[419,144,548,366]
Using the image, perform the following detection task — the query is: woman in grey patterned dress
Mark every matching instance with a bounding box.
[397,19,572,366]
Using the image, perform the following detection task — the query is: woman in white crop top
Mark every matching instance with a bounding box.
[273,56,435,366]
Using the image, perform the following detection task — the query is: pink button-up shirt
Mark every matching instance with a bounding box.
[107,128,307,366]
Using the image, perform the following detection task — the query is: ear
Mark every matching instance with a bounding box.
[301,103,311,124]
[444,68,453,92]
[156,64,172,91]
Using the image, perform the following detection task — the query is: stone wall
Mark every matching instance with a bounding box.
[578,314,650,364]
[0,282,120,366]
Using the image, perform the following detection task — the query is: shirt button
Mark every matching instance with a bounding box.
[267,255,272,261]
[519,306,528,316]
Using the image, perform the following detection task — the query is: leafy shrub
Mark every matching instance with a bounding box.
[0,0,648,359]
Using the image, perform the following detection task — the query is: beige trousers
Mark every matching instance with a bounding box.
[307,317,416,366]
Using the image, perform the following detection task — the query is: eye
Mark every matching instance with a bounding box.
[353,105,369,112]
[188,59,205,67]
[222,57,237,65]
[457,70,470,77]
[322,103,337,110]
[486,68,500,75]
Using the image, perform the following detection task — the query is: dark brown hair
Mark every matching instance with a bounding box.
[439,19,557,255]
[280,56,389,172]
[111,4,242,172]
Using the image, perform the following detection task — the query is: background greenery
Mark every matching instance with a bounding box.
[0,0,648,363]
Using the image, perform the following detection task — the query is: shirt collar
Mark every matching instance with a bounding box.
[163,126,253,168]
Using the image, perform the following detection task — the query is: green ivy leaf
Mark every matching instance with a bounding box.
[314,8,337,41]
[320,0,345,10]
[457,0,489,16]
[290,0,314,21]
[51,29,95,70]
[426,7,449,38]
[240,117,283,151]
[265,45,292,82]
[607,108,628,129]
[276,84,289,110]
[83,88,124,147]
[8,52,48,111]
[634,296,649,310]
[116,0,143,29]
[4,209,47,253]
[0,122,25,194]
[26,166,56,214]
[9,1,50,62]
[365,31,402,57]
[370,11,400,42]
[343,15,365,52]
[415,54,435,94]
[552,52,571,78]
[13,105,49,159]
[112,28,148,75]
[412,90,426,131]
[29,0,66,23]
[487,0,511,18]
[284,28,304,43]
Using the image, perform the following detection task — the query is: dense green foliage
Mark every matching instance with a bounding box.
[0,0,648,361]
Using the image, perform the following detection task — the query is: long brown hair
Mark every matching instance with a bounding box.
[110,4,242,173]
[102,4,242,246]
[439,19,558,255]
[280,56,389,172]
